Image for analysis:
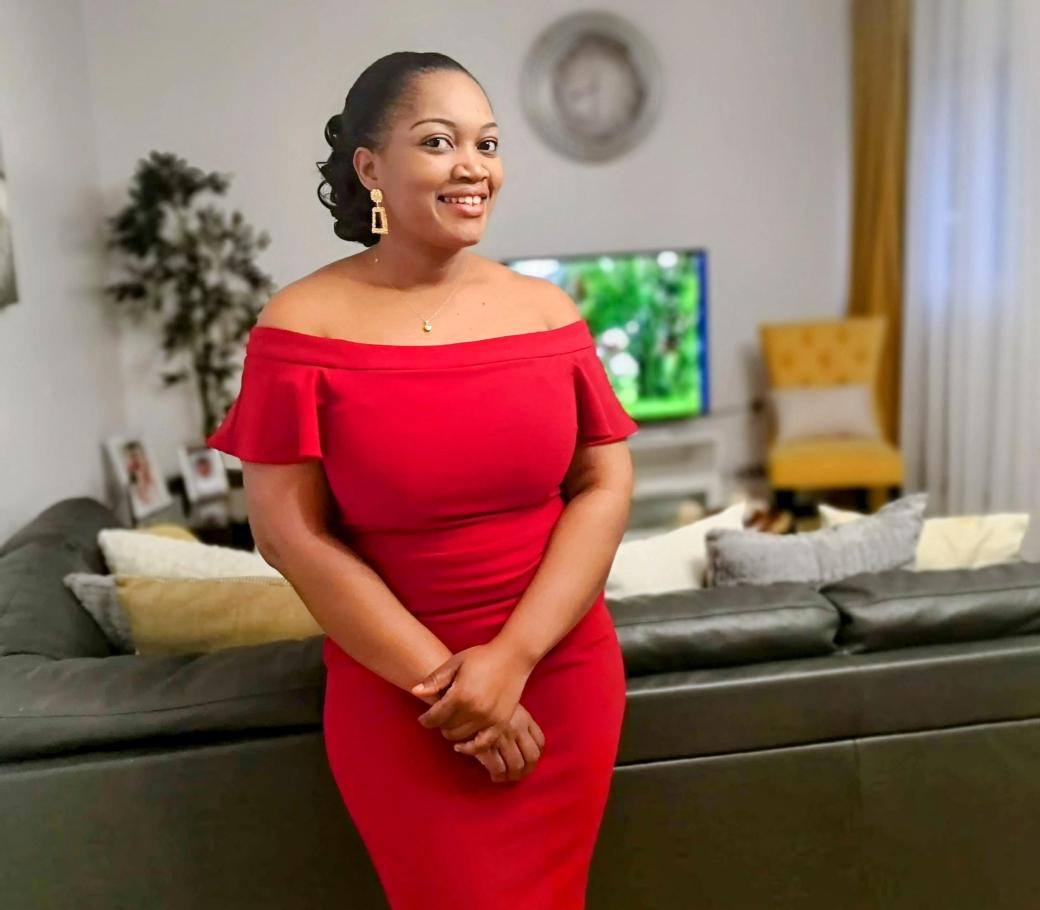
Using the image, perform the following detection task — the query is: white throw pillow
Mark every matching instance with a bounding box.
[770,384,880,442]
[818,503,1030,570]
[98,528,282,579]
[606,501,748,597]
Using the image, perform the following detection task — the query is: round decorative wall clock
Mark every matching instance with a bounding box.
[520,11,664,162]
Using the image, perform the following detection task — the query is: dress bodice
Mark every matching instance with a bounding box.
[206,318,639,617]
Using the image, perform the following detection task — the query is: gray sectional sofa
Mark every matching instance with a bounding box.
[2,496,1040,909]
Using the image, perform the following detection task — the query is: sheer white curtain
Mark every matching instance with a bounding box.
[901,0,1040,515]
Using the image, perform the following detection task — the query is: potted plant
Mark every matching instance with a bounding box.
[104,150,276,437]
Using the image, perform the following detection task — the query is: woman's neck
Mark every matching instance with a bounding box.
[362,243,473,292]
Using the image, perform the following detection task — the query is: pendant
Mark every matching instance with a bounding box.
[423,320,432,332]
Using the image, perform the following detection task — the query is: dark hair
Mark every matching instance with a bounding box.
[316,52,485,247]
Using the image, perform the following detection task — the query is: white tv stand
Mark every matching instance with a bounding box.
[627,417,727,513]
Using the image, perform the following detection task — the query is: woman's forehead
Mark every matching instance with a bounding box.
[407,72,490,116]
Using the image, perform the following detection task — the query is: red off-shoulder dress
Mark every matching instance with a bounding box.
[206,318,639,909]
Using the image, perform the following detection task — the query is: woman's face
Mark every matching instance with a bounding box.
[355,70,504,249]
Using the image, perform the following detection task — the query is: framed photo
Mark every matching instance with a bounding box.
[103,434,173,523]
[0,133,18,310]
[178,443,230,502]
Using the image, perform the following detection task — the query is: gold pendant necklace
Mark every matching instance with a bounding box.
[371,253,471,333]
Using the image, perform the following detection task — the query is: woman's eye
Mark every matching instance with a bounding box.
[424,137,499,152]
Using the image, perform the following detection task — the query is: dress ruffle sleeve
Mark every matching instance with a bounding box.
[572,342,639,446]
[206,348,324,464]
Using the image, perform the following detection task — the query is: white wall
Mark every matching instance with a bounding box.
[1,0,851,540]
[0,0,125,541]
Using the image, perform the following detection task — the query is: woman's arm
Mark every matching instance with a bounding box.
[270,531,457,694]
[244,460,452,694]
[490,441,634,670]
[238,291,453,691]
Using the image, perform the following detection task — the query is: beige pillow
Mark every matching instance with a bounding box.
[99,528,281,579]
[770,384,880,442]
[117,575,322,655]
[138,523,199,543]
[606,501,748,596]
[818,503,1030,570]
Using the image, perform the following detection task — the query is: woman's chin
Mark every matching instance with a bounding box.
[437,218,486,240]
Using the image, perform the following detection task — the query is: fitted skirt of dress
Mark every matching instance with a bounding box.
[321,500,628,910]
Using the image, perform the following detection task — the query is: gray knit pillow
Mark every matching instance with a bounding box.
[704,493,927,588]
[62,572,136,653]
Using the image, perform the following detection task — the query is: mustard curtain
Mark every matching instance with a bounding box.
[849,0,911,445]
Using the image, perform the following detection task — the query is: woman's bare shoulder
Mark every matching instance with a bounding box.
[254,287,317,335]
[514,273,582,329]
[254,263,357,334]
[479,258,580,329]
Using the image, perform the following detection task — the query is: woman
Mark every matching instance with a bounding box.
[206,51,638,909]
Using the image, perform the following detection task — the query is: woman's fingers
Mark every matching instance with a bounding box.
[496,739,527,781]
[441,717,488,742]
[411,654,462,697]
[451,703,545,781]
[475,746,507,779]
[452,722,504,754]
[515,726,541,768]
[514,732,544,779]
[528,716,545,750]
[465,726,543,782]
[473,723,506,751]
[420,688,508,738]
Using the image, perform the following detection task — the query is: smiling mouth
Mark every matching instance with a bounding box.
[436,194,488,214]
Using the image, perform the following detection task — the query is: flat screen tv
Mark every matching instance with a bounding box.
[502,248,709,423]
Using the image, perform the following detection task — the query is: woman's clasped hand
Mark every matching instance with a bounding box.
[411,641,545,783]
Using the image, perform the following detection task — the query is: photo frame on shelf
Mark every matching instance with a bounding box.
[102,433,173,523]
[178,443,230,502]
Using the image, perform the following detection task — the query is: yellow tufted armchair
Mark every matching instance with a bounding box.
[759,315,904,513]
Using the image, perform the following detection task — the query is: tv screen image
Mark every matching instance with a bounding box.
[502,248,709,423]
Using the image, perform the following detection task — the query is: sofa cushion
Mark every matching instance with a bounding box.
[606,582,840,675]
[0,636,326,762]
[820,560,1040,653]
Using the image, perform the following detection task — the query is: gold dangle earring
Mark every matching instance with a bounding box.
[370,188,389,235]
